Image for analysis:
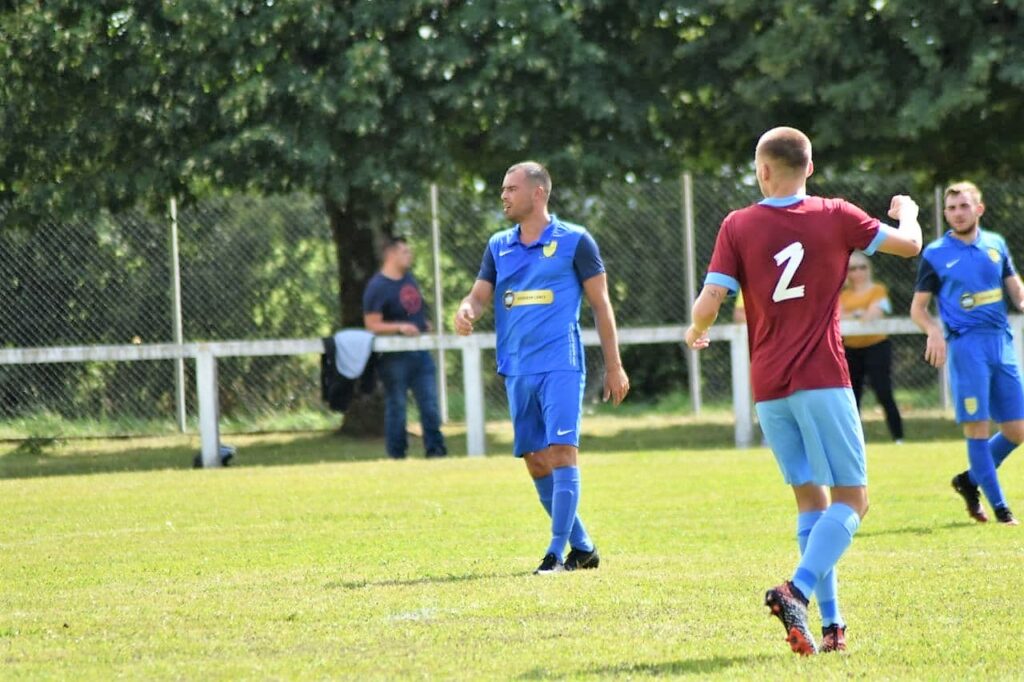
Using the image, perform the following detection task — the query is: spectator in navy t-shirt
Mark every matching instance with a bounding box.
[362,236,447,459]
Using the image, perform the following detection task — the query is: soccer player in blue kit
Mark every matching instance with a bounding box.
[454,161,630,574]
[911,181,1024,526]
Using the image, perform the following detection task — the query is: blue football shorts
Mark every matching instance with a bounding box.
[948,331,1024,424]
[755,387,867,487]
[504,370,585,457]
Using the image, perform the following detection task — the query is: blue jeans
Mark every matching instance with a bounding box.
[377,351,447,458]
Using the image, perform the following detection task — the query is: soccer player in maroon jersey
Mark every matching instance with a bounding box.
[685,127,922,655]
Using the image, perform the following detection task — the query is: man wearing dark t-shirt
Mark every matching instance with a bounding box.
[363,237,447,459]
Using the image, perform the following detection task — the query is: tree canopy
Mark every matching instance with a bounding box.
[2,0,1023,309]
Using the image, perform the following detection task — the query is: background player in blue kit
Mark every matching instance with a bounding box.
[911,181,1024,526]
[454,161,630,574]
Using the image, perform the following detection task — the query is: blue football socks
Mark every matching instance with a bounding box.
[968,433,1018,485]
[533,470,593,555]
[967,437,1006,509]
[792,503,860,603]
[796,510,843,627]
[547,466,582,557]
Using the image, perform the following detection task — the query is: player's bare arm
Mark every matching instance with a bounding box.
[875,195,923,258]
[582,273,630,406]
[1005,274,1024,313]
[685,284,729,350]
[454,280,494,336]
[910,290,946,368]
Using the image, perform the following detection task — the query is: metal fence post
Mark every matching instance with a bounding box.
[196,349,221,468]
[682,172,703,414]
[169,198,187,432]
[462,337,486,456]
[429,183,449,423]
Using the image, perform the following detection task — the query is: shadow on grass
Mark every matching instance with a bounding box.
[519,654,775,679]
[858,520,976,538]
[327,571,521,591]
[0,415,964,481]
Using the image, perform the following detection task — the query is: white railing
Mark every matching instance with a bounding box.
[4,318,1015,467]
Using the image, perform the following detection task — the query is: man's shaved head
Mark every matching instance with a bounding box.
[756,127,812,174]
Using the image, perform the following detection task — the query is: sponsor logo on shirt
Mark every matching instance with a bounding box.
[945,258,960,268]
[959,288,1002,310]
[499,248,515,257]
[502,289,555,310]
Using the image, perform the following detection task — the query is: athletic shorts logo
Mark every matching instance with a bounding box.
[542,241,558,258]
[556,428,574,436]
[502,289,554,309]
[964,397,978,415]
[988,248,1001,263]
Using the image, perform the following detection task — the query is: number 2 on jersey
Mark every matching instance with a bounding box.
[772,242,805,303]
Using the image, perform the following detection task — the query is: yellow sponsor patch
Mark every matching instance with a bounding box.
[502,289,554,309]
[988,248,1001,263]
[964,397,978,415]
[959,288,1002,310]
[542,241,558,258]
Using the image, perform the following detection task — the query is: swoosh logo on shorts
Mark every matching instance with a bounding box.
[556,428,574,436]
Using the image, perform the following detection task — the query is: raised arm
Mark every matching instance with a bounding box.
[875,195,923,257]
[453,280,494,336]
[583,273,630,405]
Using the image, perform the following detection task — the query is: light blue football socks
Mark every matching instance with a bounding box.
[967,433,1018,486]
[533,469,593,555]
[792,503,860,604]
[797,510,842,627]
[967,437,1006,509]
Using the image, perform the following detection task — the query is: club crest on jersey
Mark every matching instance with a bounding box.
[964,397,978,415]
[542,241,558,258]
[988,248,1001,263]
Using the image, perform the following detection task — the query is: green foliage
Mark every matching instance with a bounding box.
[1,432,1019,677]
[669,1,1024,179]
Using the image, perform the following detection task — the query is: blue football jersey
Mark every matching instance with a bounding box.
[915,229,1017,337]
[477,216,604,376]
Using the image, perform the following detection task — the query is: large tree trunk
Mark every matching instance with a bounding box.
[324,192,396,437]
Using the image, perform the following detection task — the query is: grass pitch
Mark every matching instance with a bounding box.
[2,416,1022,679]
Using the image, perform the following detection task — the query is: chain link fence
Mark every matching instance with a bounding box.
[4,176,1023,439]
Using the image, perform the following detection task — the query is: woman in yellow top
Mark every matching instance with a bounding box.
[840,251,904,442]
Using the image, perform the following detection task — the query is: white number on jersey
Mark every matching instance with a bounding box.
[772,242,806,303]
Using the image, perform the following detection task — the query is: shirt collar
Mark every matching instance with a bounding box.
[944,227,985,247]
[513,215,558,246]
[758,192,807,208]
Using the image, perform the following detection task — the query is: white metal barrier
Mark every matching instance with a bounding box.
[5,318,1015,467]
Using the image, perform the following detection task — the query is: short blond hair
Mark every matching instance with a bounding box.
[944,181,982,204]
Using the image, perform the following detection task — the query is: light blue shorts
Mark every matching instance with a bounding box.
[948,332,1024,424]
[755,387,867,487]
[504,371,584,457]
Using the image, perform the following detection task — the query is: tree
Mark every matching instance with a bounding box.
[665,0,1024,180]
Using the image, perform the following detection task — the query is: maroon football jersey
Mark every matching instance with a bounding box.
[707,197,880,402]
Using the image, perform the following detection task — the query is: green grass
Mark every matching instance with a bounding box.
[1,414,1021,679]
